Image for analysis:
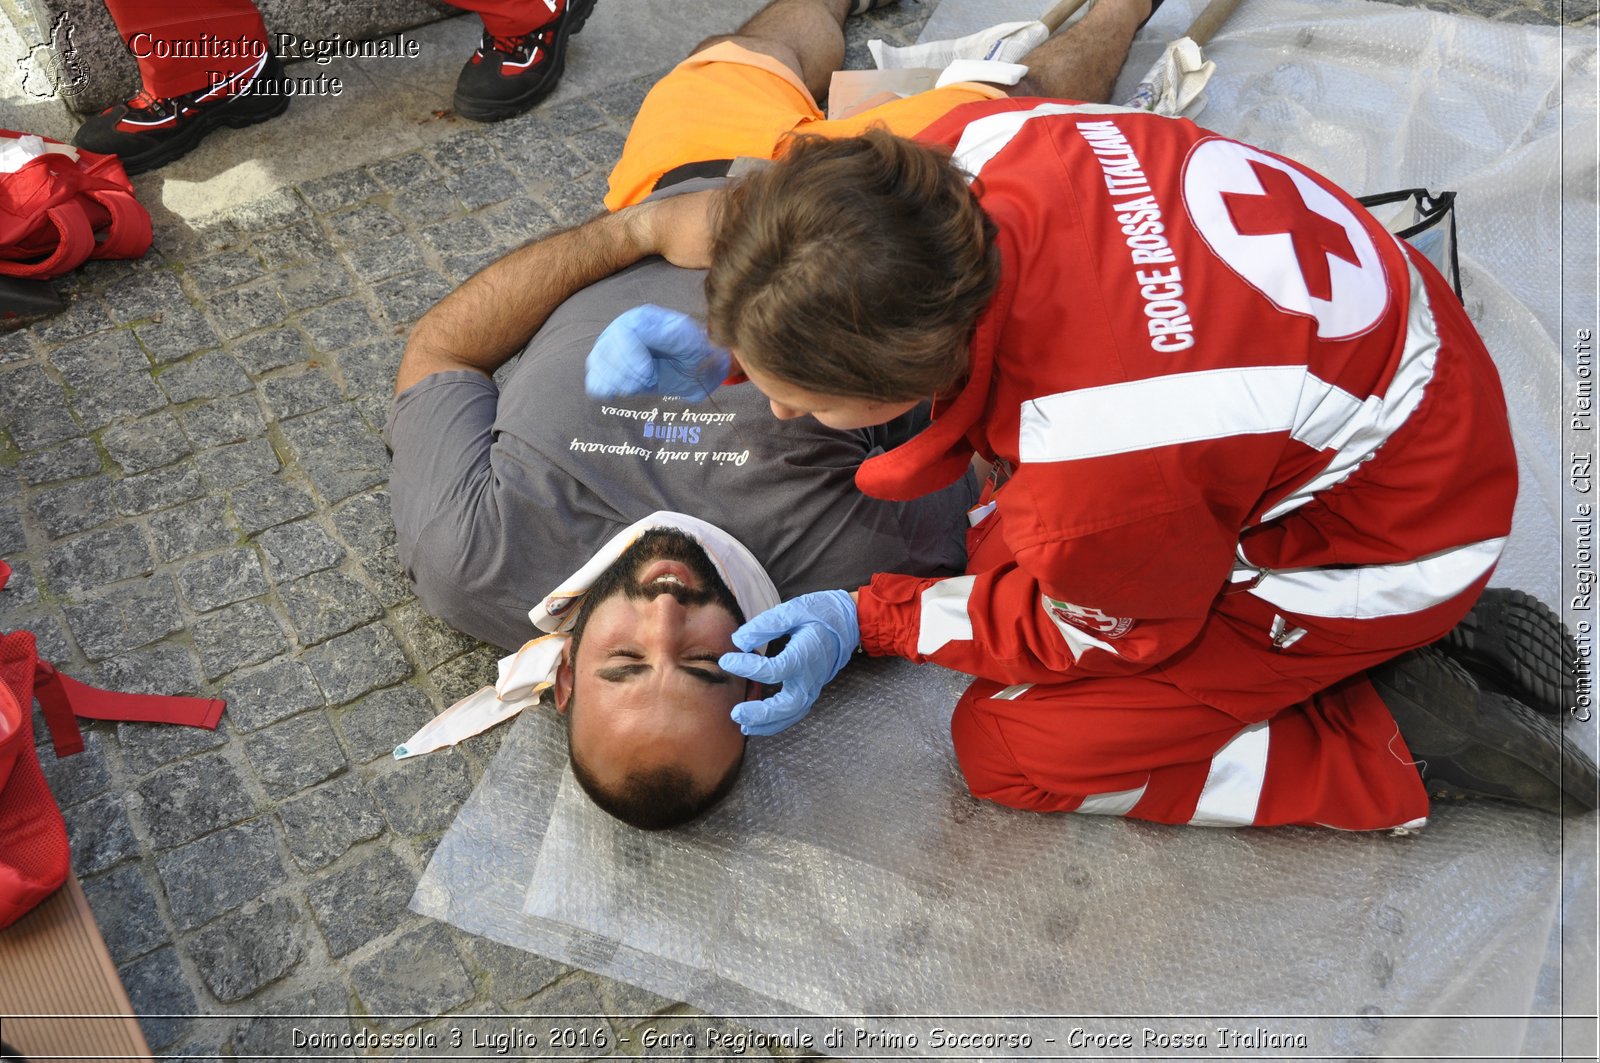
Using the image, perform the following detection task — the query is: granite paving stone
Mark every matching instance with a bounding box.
[260,368,345,419]
[185,896,307,1003]
[369,152,442,190]
[62,577,183,659]
[302,622,413,704]
[430,646,501,706]
[80,870,169,966]
[113,461,206,516]
[280,569,384,646]
[371,271,455,328]
[256,518,347,581]
[43,523,153,595]
[157,350,254,404]
[102,269,187,323]
[118,947,198,1051]
[330,489,397,554]
[345,234,429,284]
[538,172,613,227]
[0,326,34,364]
[207,280,288,338]
[37,729,112,807]
[589,73,659,123]
[31,293,114,347]
[392,601,481,671]
[365,751,473,837]
[230,327,310,375]
[133,305,222,365]
[218,658,326,732]
[389,181,465,223]
[350,923,475,1029]
[429,131,496,173]
[63,790,141,876]
[115,716,230,776]
[359,544,414,608]
[299,167,384,213]
[31,476,117,538]
[445,162,525,211]
[334,339,404,398]
[147,498,235,562]
[176,547,270,612]
[222,188,311,231]
[251,219,332,270]
[195,437,282,489]
[21,613,73,663]
[519,980,615,1057]
[182,251,268,294]
[232,982,355,1059]
[274,263,358,313]
[191,599,292,679]
[50,331,167,430]
[306,845,416,957]
[478,201,559,250]
[156,818,288,931]
[421,217,492,257]
[466,937,570,1005]
[178,394,268,449]
[132,752,259,850]
[101,413,192,474]
[95,642,206,698]
[300,298,387,352]
[17,436,104,484]
[244,711,349,797]
[0,364,81,450]
[324,202,406,245]
[279,403,391,502]
[569,127,629,171]
[230,475,318,534]
[336,685,438,764]
[276,774,387,871]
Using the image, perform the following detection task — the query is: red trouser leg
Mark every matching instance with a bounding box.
[102,0,268,100]
[446,0,566,37]
[950,670,1430,830]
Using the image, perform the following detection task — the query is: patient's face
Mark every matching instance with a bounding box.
[557,530,752,797]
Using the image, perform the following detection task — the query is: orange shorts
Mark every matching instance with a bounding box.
[604,42,1006,211]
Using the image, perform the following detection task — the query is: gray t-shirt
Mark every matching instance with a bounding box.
[388,252,975,651]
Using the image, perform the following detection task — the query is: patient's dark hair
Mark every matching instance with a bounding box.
[705,128,1000,402]
[563,696,744,831]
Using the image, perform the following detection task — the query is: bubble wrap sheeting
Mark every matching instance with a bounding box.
[414,0,1597,1055]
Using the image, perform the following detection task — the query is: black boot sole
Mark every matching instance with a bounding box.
[1437,589,1579,717]
[453,0,600,123]
[1371,647,1598,815]
[115,68,291,176]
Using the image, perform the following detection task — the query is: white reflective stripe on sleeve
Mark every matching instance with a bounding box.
[1250,536,1506,620]
[950,101,1142,182]
[1189,721,1269,826]
[1075,782,1148,817]
[1042,595,1118,660]
[1261,259,1442,522]
[1019,365,1307,462]
[990,683,1035,701]
[916,575,978,656]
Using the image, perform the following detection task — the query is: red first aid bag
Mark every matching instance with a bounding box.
[0,561,225,929]
[0,131,152,280]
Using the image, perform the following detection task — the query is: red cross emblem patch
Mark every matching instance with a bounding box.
[1182,139,1390,340]
[1044,596,1134,639]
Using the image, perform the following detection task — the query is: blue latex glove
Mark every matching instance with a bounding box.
[584,304,730,401]
[719,590,859,736]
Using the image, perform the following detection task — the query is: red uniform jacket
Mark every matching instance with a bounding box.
[854,100,1518,723]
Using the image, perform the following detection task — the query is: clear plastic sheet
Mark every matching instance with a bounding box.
[414,0,1597,1055]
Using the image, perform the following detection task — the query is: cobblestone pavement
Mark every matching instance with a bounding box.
[0,0,1588,1059]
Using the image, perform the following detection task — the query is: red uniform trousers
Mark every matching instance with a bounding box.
[103,0,567,99]
[948,501,1445,831]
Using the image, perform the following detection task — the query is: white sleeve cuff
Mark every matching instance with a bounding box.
[936,59,1029,89]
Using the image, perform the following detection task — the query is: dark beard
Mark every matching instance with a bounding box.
[568,528,745,646]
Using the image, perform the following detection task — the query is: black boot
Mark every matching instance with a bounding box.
[72,54,290,175]
[453,0,599,123]
[1370,646,1598,815]
[1437,588,1579,717]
